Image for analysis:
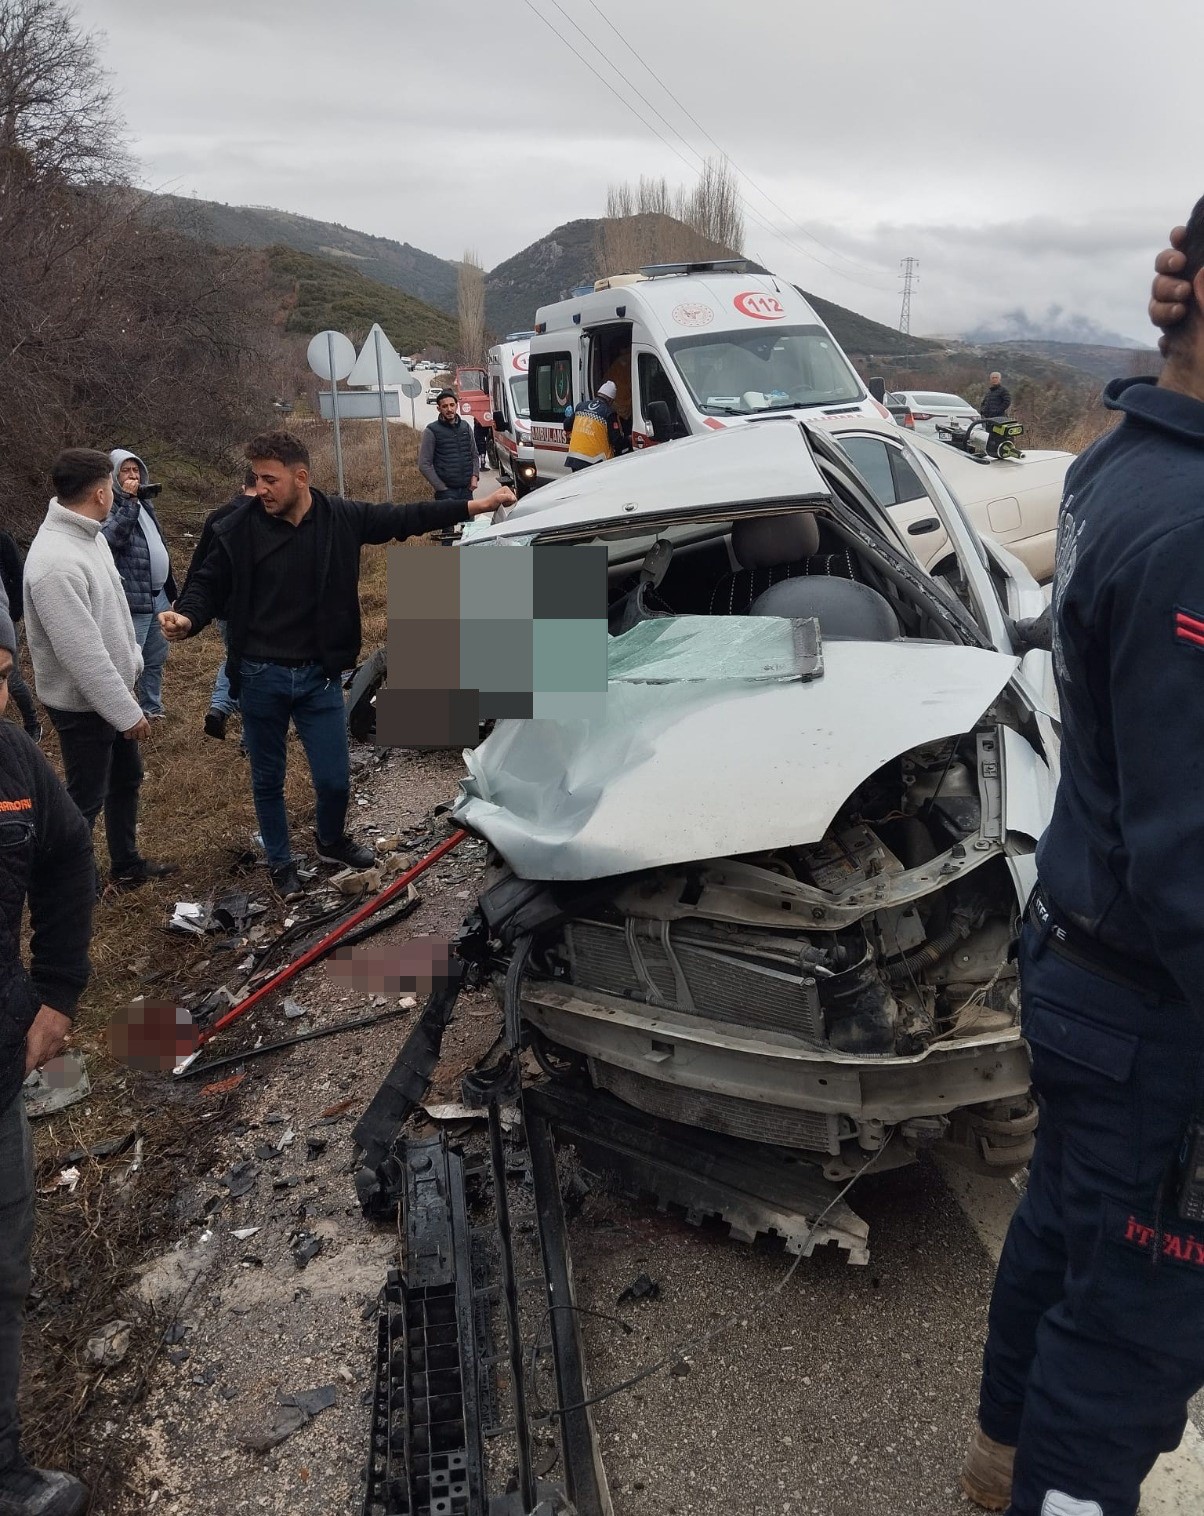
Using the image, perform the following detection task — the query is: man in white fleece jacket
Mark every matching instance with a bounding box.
[23,450,175,891]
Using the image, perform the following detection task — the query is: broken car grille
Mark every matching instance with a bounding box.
[591,1063,842,1154]
[564,918,825,1042]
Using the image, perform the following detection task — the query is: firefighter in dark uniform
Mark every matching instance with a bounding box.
[961,199,1204,1516]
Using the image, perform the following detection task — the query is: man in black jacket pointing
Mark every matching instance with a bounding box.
[163,431,513,900]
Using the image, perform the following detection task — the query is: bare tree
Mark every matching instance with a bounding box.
[0,0,127,188]
[595,157,745,282]
[457,248,486,363]
[0,0,283,537]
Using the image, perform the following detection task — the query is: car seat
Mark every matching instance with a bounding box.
[708,513,860,616]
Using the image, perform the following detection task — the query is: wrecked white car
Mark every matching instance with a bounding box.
[452,419,1056,1219]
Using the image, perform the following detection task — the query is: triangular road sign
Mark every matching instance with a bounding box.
[347,323,412,387]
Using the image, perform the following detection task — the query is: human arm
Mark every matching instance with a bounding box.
[25,568,144,731]
[99,489,141,553]
[1108,525,1204,1009]
[998,386,1012,413]
[171,535,232,636]
[23,736,93,1023]
[417,428,446,491]
[354,488,516,543]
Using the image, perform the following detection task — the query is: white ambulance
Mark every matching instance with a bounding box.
[526,260,889,484]
[486,335,538,496]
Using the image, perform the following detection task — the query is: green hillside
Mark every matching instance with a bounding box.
[266,247,459,355]
[153,194,461,314]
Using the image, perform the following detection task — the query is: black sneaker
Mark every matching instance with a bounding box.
[23,723,42,745]
[203,709,228,740]
[110,859,179,890]
[0,1459,88,1516]
[269,862,306,902]
[315,833,376,869]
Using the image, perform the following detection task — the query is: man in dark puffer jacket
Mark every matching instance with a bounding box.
[0,598,94,1515]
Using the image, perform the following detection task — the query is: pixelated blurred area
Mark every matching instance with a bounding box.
[325,936,453,996]
[108,999,199,1072]
[380,542,608,747]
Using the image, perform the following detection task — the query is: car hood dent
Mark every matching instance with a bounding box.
[453,639,1020,880]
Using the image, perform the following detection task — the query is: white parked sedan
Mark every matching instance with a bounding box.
[889,390,980,437]
[812,415,1071,583]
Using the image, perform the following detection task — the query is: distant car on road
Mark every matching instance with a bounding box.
[426,384,443,402]
[888,390,980,437]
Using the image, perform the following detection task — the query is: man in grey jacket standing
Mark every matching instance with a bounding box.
[418,392,479,499]
[23,450,174,891]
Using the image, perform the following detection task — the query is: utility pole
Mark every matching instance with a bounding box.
[898,257,918,336]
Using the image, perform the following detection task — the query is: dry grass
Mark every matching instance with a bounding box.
[7,417,434,1497]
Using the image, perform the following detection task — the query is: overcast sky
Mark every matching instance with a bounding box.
[89,0,1202,345]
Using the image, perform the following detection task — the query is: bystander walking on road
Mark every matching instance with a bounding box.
[961,204,1204,1516]
[0,535,39,742]
[23,450,175,893]
[163,431,514,901]
[102,450,177,720]
[0,594,95,1516]
[419,392,478,499]
[178,469,259,743]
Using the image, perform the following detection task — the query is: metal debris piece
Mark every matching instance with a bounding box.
[616,1273,660,1306]
[200,1072,245,1098]
[222,1161,257,1198]
[59,1130,136,1167]
[330,864,384,896]
[283,997,308,1020]
[231,1227,260,1241]
[279,1384,336,1417]
[22,1050,90,1119]
[254,1142,282,1162]
[305,1136,327,1160]
[292,1232,322,1268]
[241,1402,307,1453]
[86,1320,132,1368]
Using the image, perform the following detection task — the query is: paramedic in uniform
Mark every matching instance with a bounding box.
[960,199,1204,1516]
[564,381,628,472]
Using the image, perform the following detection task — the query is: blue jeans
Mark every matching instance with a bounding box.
[0,1092,34,1471]
[130,588,170,716]
[238,660,349,867]
[209,621,238,717]
[978,922,1204,1515]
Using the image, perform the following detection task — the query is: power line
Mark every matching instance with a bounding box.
[580,0,893,286]
[520,0,894,294]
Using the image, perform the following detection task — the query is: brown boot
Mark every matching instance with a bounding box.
[960,1426,1015,1511]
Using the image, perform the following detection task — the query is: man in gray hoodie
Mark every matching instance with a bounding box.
[103,450,176,719]
[24,450,174,892]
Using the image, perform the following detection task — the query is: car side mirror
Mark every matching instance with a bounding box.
[492,409,509,433]
[906,517,941,536]
[867,376,887,402]
[645,400,674,443]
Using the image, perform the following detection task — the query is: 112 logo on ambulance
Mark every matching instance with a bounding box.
[733,291,786,321]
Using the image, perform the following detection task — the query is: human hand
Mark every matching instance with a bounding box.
[124,716,150,741]
[25,1004,72,1074]
[158,610,192,641]
[470,475,480,492]
[469,486,516,515]
[1150,225,1191,355]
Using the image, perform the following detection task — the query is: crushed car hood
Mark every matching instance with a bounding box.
[453,618,1019,880]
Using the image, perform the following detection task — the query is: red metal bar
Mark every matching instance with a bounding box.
[197,828,470,1046]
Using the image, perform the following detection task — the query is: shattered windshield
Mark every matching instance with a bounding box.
[608,616,821,683]
[667,325,863,416]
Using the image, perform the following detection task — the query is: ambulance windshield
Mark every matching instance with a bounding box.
[667,325,863,416]
[510,377,530,418]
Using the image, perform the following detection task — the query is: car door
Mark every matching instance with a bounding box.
[832,432,952,571]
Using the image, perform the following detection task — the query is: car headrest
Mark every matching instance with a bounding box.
[750,576,901,641]
[731,512,821,570]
